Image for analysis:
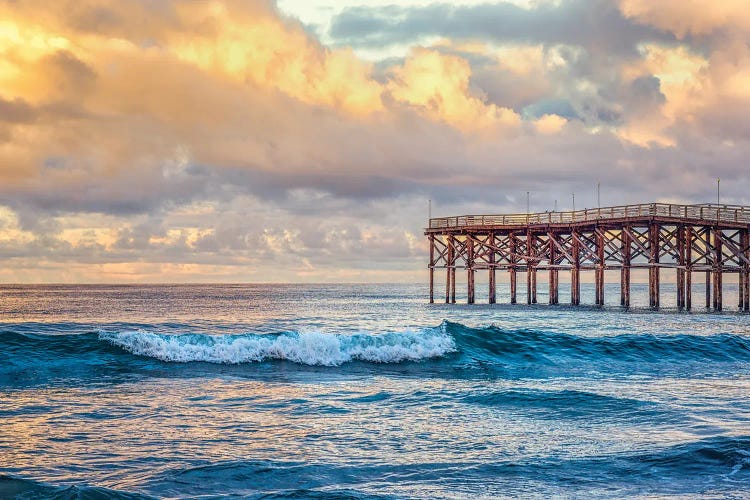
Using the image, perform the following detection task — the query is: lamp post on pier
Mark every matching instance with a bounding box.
[717,178,720,206]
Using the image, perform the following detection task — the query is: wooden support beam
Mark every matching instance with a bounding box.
[571,232,600,263]
[648,223,660,308]
[531,267,537,304]
[676,226,685,310]
[713,229,722,311]
[526,231,533,305]
[467,237,475,304]
[596,228,605,306]
[648,225,656,309]
[549,233,557,305]
[450,237,456,304]
[509,233,517,304]
[621,228,631,308]
[571,267,579,306]
[597,228,624,262]
[685,226,692,311]
[526,268,532,305]
[739,230,745,311]
[718,234,750,266]
[622,226,650,257]
[744,229,750,312]
[572,230,580,306]
[488,233,496,304]
[706,270,711,309]
[654,258,660,309]
[445,236,453,304]
[549,231,575,263]
[740,266,745,310]
[451,265,456,304]
[429,235,435,304]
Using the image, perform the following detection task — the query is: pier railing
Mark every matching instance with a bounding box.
[428,203,750,229]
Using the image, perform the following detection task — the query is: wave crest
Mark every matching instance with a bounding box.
[446,321,750,364]
[98,327,456,366]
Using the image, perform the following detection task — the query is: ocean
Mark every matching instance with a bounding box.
[1,283,750,499]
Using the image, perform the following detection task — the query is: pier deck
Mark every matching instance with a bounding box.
[425,203,750,311]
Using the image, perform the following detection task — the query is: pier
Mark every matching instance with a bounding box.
[426,203,750,311]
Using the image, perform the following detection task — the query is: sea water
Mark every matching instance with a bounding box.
[1,283,750,498]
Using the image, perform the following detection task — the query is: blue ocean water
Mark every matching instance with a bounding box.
[1,283,750,498]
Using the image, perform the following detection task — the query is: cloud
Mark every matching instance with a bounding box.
[329,0,676,56]
[0,97,37,123]
[535,114,568,134]
[619,0,750,39]
[0,0,748,282]
[387,47,521,130]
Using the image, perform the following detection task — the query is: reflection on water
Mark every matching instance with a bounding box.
[1,284,750,498]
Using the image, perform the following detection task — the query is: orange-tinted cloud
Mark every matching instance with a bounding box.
[619,0,750,38]
[0,0,748,282]
[389,48,521,131]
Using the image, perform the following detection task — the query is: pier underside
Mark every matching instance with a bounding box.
[426,203,750,311]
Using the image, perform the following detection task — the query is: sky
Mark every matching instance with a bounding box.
[0,0,749,283]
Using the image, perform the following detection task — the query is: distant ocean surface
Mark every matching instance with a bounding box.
[2,283,750,499]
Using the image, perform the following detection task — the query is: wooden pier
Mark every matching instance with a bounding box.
[426,203,750,311]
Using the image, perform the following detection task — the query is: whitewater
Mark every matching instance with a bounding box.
[98,327,456,365]
[2,283,750,498]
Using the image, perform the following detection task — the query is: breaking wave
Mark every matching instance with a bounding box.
[3,320,750,378]
[98,327,456,366]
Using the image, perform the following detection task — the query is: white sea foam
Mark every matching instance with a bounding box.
[98,327,455,366]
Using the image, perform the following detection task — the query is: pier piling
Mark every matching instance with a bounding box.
[467,237,475,304]
[429,235,435,303]
[685,226,693,311]
[743,230,750,312]
[509,234,517,304]
[713,229,723,311]
[621,228,631,308]
[489,232,496,304]
[596,230,605,306]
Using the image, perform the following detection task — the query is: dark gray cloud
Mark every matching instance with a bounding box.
[330,0,676,56]
[329,0,685,130]
[623,75,666,113]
